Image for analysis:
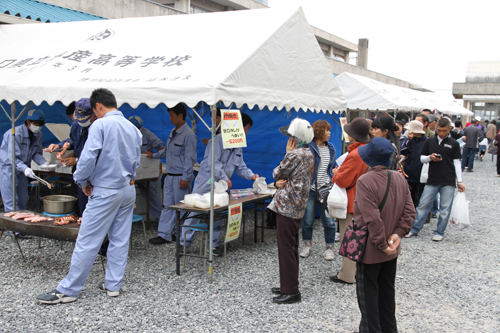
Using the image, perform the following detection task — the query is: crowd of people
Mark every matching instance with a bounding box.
[1,90,497,332]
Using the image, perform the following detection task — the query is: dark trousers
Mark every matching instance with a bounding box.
[357,258,398,333]
[497,158,500,175]
[407,181,425,208]
[76,186,89,217]
[276,213,301,294]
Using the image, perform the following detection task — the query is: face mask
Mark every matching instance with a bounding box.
[30,125,42,133]
[79,120,91,128]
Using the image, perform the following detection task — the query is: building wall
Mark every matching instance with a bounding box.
[38,0,183,18]
[452,82,500,99]
[326,58,426,91]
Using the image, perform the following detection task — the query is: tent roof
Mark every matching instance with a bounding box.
[0,7,346,113]
[335,72,472,116]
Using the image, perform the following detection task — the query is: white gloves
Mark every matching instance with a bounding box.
[24,168,36,179]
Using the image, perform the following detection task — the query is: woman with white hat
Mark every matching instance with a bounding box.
[400,120,427,207]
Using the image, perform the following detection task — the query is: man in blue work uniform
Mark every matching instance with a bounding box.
[37,88,142,304]
[148,104,197,245]
[46,98,97,217]
[185,112,259,256]
[129,115,164,223]
[0,109,48,212]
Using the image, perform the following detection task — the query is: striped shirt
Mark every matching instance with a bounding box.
[312,145,330,190]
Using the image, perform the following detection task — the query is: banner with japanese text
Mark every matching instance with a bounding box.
[221,109,247,149]
[225,203,242,243]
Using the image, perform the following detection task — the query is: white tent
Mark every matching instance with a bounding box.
[0,7,346,113]
[0,7,346,278]
[335,72,472,116]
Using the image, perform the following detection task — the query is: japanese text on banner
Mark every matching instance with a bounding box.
[225,203,242,243]
[221,109,246,149]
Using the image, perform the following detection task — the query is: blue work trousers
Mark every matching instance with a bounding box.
[0,166,28,211]
[411,185,455,237]
[301,190,336,245]
[57,184,136,297]
[158,175,192,241]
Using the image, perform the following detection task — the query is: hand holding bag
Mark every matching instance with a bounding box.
[327,184,348,219]
[338,171,391,262]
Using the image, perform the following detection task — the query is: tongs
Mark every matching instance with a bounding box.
[32,174,53,190]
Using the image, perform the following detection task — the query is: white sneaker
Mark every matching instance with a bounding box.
[432,234,443,241]
[405,232,417,238]
[98,282,120,297]
[335,232,340,242]
[299,244,312,258]
[323,247,335,261]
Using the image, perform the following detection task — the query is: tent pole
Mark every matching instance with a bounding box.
[208,104,216,283]
[11,102,17,211]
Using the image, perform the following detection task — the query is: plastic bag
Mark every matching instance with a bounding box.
[449,192,470,230]
[184,193,203,206]
[420,163,429,183]
[253,177,272,194]
[202,192,229,207]
[214,180,228,193]
[327,184,348,219]
[328,207,347,219]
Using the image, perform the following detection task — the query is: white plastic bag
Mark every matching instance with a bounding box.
[449,192,470,230]
[327,184,348,219]
[184,193,203,206]
[202,192,229,207]
[252,177,272,194]
[420,163,429,183]
[214,180,228,193]
[328,207,347,219]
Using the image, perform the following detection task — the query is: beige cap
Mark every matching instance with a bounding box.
[404,120,426,134]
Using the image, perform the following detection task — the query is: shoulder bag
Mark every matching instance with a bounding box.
[338,170,391,262]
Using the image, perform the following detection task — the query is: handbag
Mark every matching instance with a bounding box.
[338,171,391,262]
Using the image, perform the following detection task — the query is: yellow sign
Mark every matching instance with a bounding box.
[221,109,247,149]
[225,203,242,243]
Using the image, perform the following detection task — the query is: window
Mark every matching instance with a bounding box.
[475,102,485,107]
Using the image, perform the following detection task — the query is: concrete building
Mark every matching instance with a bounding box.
[453,61,500,121]
[1,0,426,91]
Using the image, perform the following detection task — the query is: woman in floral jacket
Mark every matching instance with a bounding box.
[268,118,314,304]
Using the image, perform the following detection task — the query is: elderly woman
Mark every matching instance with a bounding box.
[330,117,370,284]
[300,120,337,260]
[268,118,314,304]
[353,137,415,333]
